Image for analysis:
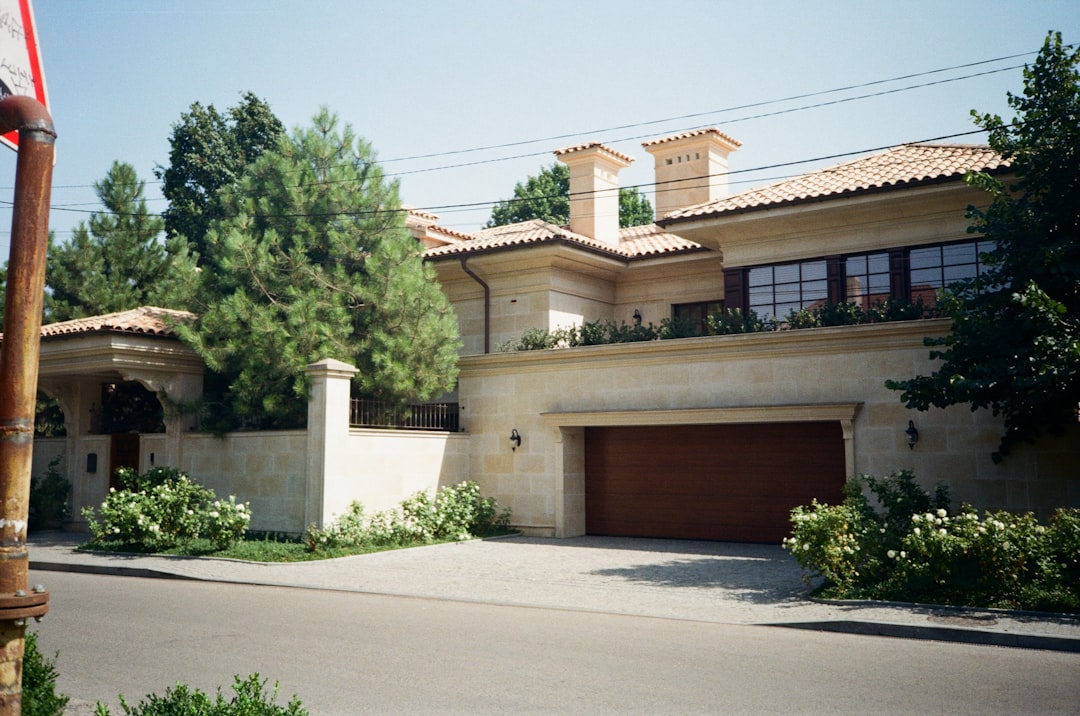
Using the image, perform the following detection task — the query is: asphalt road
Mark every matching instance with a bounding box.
[31,571,1080,715]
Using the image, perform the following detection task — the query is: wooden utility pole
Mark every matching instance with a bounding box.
[0,94,55,714]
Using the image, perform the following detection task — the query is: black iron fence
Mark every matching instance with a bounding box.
[349,399,460,432]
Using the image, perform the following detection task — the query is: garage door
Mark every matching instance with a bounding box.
[585,422,845,543]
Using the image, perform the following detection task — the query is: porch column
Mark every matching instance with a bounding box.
[304,359,358,529]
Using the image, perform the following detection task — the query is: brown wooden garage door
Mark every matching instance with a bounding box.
[585,422,845,543]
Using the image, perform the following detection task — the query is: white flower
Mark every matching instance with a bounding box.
[209,511,220,519]
[887,550,897,559]
[913,527,921,536]
[911,514,921,523]
[802,543,809,551]
[938,529,947,537]
[936,508,947,518]
[899,551,906,558]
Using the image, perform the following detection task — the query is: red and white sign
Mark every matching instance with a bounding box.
[0,0,47,151]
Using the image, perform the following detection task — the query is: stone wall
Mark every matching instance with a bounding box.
[457,319,1080,536]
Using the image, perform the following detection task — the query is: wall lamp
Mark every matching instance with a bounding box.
[905,420,919,450]
[632,309,642,326]
[509,428,522,451]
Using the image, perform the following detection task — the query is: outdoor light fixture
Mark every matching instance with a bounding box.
[510,428,522,451]
[905,420,919,450]
[633,309,642,326]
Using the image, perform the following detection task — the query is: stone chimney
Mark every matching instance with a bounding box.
[643,128,741,221]
[554,142,633,246]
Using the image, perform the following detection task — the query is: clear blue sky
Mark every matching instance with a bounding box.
[1,0,1077,257]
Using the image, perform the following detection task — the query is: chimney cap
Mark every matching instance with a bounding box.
[642,127,741,151]
[554,141,634,167]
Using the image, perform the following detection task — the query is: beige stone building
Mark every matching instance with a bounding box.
[425,129,1079,541]
[31,128,1080,541]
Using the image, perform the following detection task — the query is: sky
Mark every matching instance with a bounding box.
[1,0,1078,258]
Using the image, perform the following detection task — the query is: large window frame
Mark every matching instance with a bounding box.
[724,239,996,319]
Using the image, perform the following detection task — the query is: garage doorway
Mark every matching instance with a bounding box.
[585,422,845,543]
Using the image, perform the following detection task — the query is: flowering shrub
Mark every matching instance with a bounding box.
[784,471,1080,612]
[304,481,510,552]
[83,469,250,551]
[100,674,306,715]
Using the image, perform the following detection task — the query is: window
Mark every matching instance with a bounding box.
[844,252,891,310]
[672,300,724,335]
[728,240,997,319]
[909,239,995,306]
[747,259,827,321]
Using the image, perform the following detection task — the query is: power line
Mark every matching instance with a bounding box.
[21,46,1045,195]
[27,127,993,227]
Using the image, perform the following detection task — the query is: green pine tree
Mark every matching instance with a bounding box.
[46,161,186,321]
[177,108,460,428]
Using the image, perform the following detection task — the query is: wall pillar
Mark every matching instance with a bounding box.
[304,359,358,528]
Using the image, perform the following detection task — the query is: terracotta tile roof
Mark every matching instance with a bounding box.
[660,143,1007,224]
[641,127,742,149]
[553,142,635,165]
[39,306,194,339]
[617,224,702,257]
[424,219,703,261]
[424,223,475,243]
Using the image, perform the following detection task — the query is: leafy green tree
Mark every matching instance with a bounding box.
[619,182,655,227]
[46,161,186,321]
[887,32,1080,462]
[176,109,460,428]
[486,162,653,229]
[156,91,284,257]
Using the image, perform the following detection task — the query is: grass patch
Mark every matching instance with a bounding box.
[78,528,517,563]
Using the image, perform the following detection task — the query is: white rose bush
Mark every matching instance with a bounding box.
[83,467,250,551]
[784,470,1080,613]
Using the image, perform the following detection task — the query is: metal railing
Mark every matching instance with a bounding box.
[349,399,460,432]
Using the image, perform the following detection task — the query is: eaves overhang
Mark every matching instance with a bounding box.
[424,235,710,265]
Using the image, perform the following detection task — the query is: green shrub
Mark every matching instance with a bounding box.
[305,481,510,552]
[705,308,768,335]
[22,630,69,716]
[98,674,306,715]
[866,296,933,322]
[29,456,71,531]
[83,469,250,551]
[114,466,187,492]
[787,302,866,328]
[784,471,1080,612]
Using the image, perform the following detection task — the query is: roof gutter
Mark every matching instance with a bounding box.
[460,256,490,354]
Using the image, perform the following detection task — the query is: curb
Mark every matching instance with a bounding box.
[768,620,1080,653]
[30,559,194,582]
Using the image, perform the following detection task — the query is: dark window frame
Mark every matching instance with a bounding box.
[724,239,995,318]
